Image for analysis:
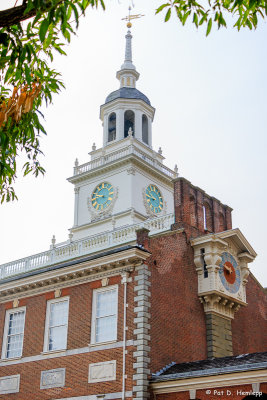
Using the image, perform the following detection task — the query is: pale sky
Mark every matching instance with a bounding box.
[0,0,267,287]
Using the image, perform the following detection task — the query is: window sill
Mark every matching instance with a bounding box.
[1,356,22,362]
[41,349,67,356]
[89,340,117,348]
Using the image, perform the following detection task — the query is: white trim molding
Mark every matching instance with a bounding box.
[151,369,267,394]
[53,391,133,400]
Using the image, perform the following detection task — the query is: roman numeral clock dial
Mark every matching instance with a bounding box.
[91,182,114,211]
[145,184,163,214]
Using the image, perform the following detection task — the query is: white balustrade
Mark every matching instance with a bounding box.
[0,214,174,281]
[75,143,175,179]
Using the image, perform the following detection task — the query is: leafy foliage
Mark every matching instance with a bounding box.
[156,0,266,35]
[0,0,104,202]
[0,0,266,202]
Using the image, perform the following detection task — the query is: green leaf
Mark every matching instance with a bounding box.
[156,3,170,14]
[183,10,191,25]
[206,17,212,35]
[25,64,32,84]
[165,8,172,21]
[39,19,49,43]
[193,12,199,26]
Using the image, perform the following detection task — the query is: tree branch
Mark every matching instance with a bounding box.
[0,1,64,28]
[0,4,36,28]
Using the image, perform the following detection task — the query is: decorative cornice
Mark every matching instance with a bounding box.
[100,97,155,121]
[0,247,150,302]
[199,293,245,319]
[191,229,257,259]
[68,155,174,186]
[71,208,147,234]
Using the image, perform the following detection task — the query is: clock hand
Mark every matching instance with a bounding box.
[224,264,233,274]
[146,193,157,201]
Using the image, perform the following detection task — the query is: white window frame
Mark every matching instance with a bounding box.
[91,285,118,345]
[1,306,26,360]
[43,297,69,353]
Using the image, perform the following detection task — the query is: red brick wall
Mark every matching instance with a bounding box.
[232,274,267,354]
[147,230,208,373]
[173,177,232,235]
[0,349,134,400]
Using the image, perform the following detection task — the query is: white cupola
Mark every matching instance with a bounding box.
[100,19,155,148]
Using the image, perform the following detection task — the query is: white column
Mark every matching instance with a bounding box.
[148,118,152,147]
[74,187,80,227]
[103,114,108,146]
[135,109,142,142]
[117,108,124,141]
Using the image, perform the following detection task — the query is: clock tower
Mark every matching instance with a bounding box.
[68,20,176,241]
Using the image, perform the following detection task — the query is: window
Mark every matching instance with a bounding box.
[108,112,116,142]
[124,110,135,137]
[142,114,148,144]
[91,286,118,344]
[203,205,207,230]
[203,203,213,231]
[44,297,69,352]
[2,307,26,359]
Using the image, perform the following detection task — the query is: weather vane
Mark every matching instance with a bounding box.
[122,6,144,28]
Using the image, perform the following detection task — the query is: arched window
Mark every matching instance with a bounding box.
[124,110,135,137]
[108,113,116,142]
[203,203,213,232]
[142,114,148,144]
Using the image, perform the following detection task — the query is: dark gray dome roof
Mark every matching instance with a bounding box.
[105,87,151,106]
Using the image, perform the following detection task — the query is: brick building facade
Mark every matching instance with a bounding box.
[0,20,266,400]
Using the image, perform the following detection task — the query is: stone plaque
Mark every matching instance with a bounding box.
[40,368,65,389]
[0,375,20,394]
[88,360,116,383]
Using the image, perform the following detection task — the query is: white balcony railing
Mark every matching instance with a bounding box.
[0,213,174,281]
[74,143,175,179]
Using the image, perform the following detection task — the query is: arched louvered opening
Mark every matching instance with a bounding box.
[189,195,197,227]
[108,112,116,142]
[203,202,213,232]
[124,110,135,138]
[142,114,148,144]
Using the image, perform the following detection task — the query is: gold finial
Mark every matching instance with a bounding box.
[122,6,144,28]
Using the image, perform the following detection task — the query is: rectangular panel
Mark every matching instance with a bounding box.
[88,360,116,383]
[0,375,20,394]
[40,368,65,389]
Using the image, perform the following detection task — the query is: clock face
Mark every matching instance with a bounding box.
[145,184,163,214]
[219,252,241,294]
[91,182,114,211]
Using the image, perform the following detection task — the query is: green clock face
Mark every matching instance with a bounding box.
[91,182,114,211]
[145,184,163,214]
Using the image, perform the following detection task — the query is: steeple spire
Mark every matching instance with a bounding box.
[116,7,144,89]
[122,29,134,70]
